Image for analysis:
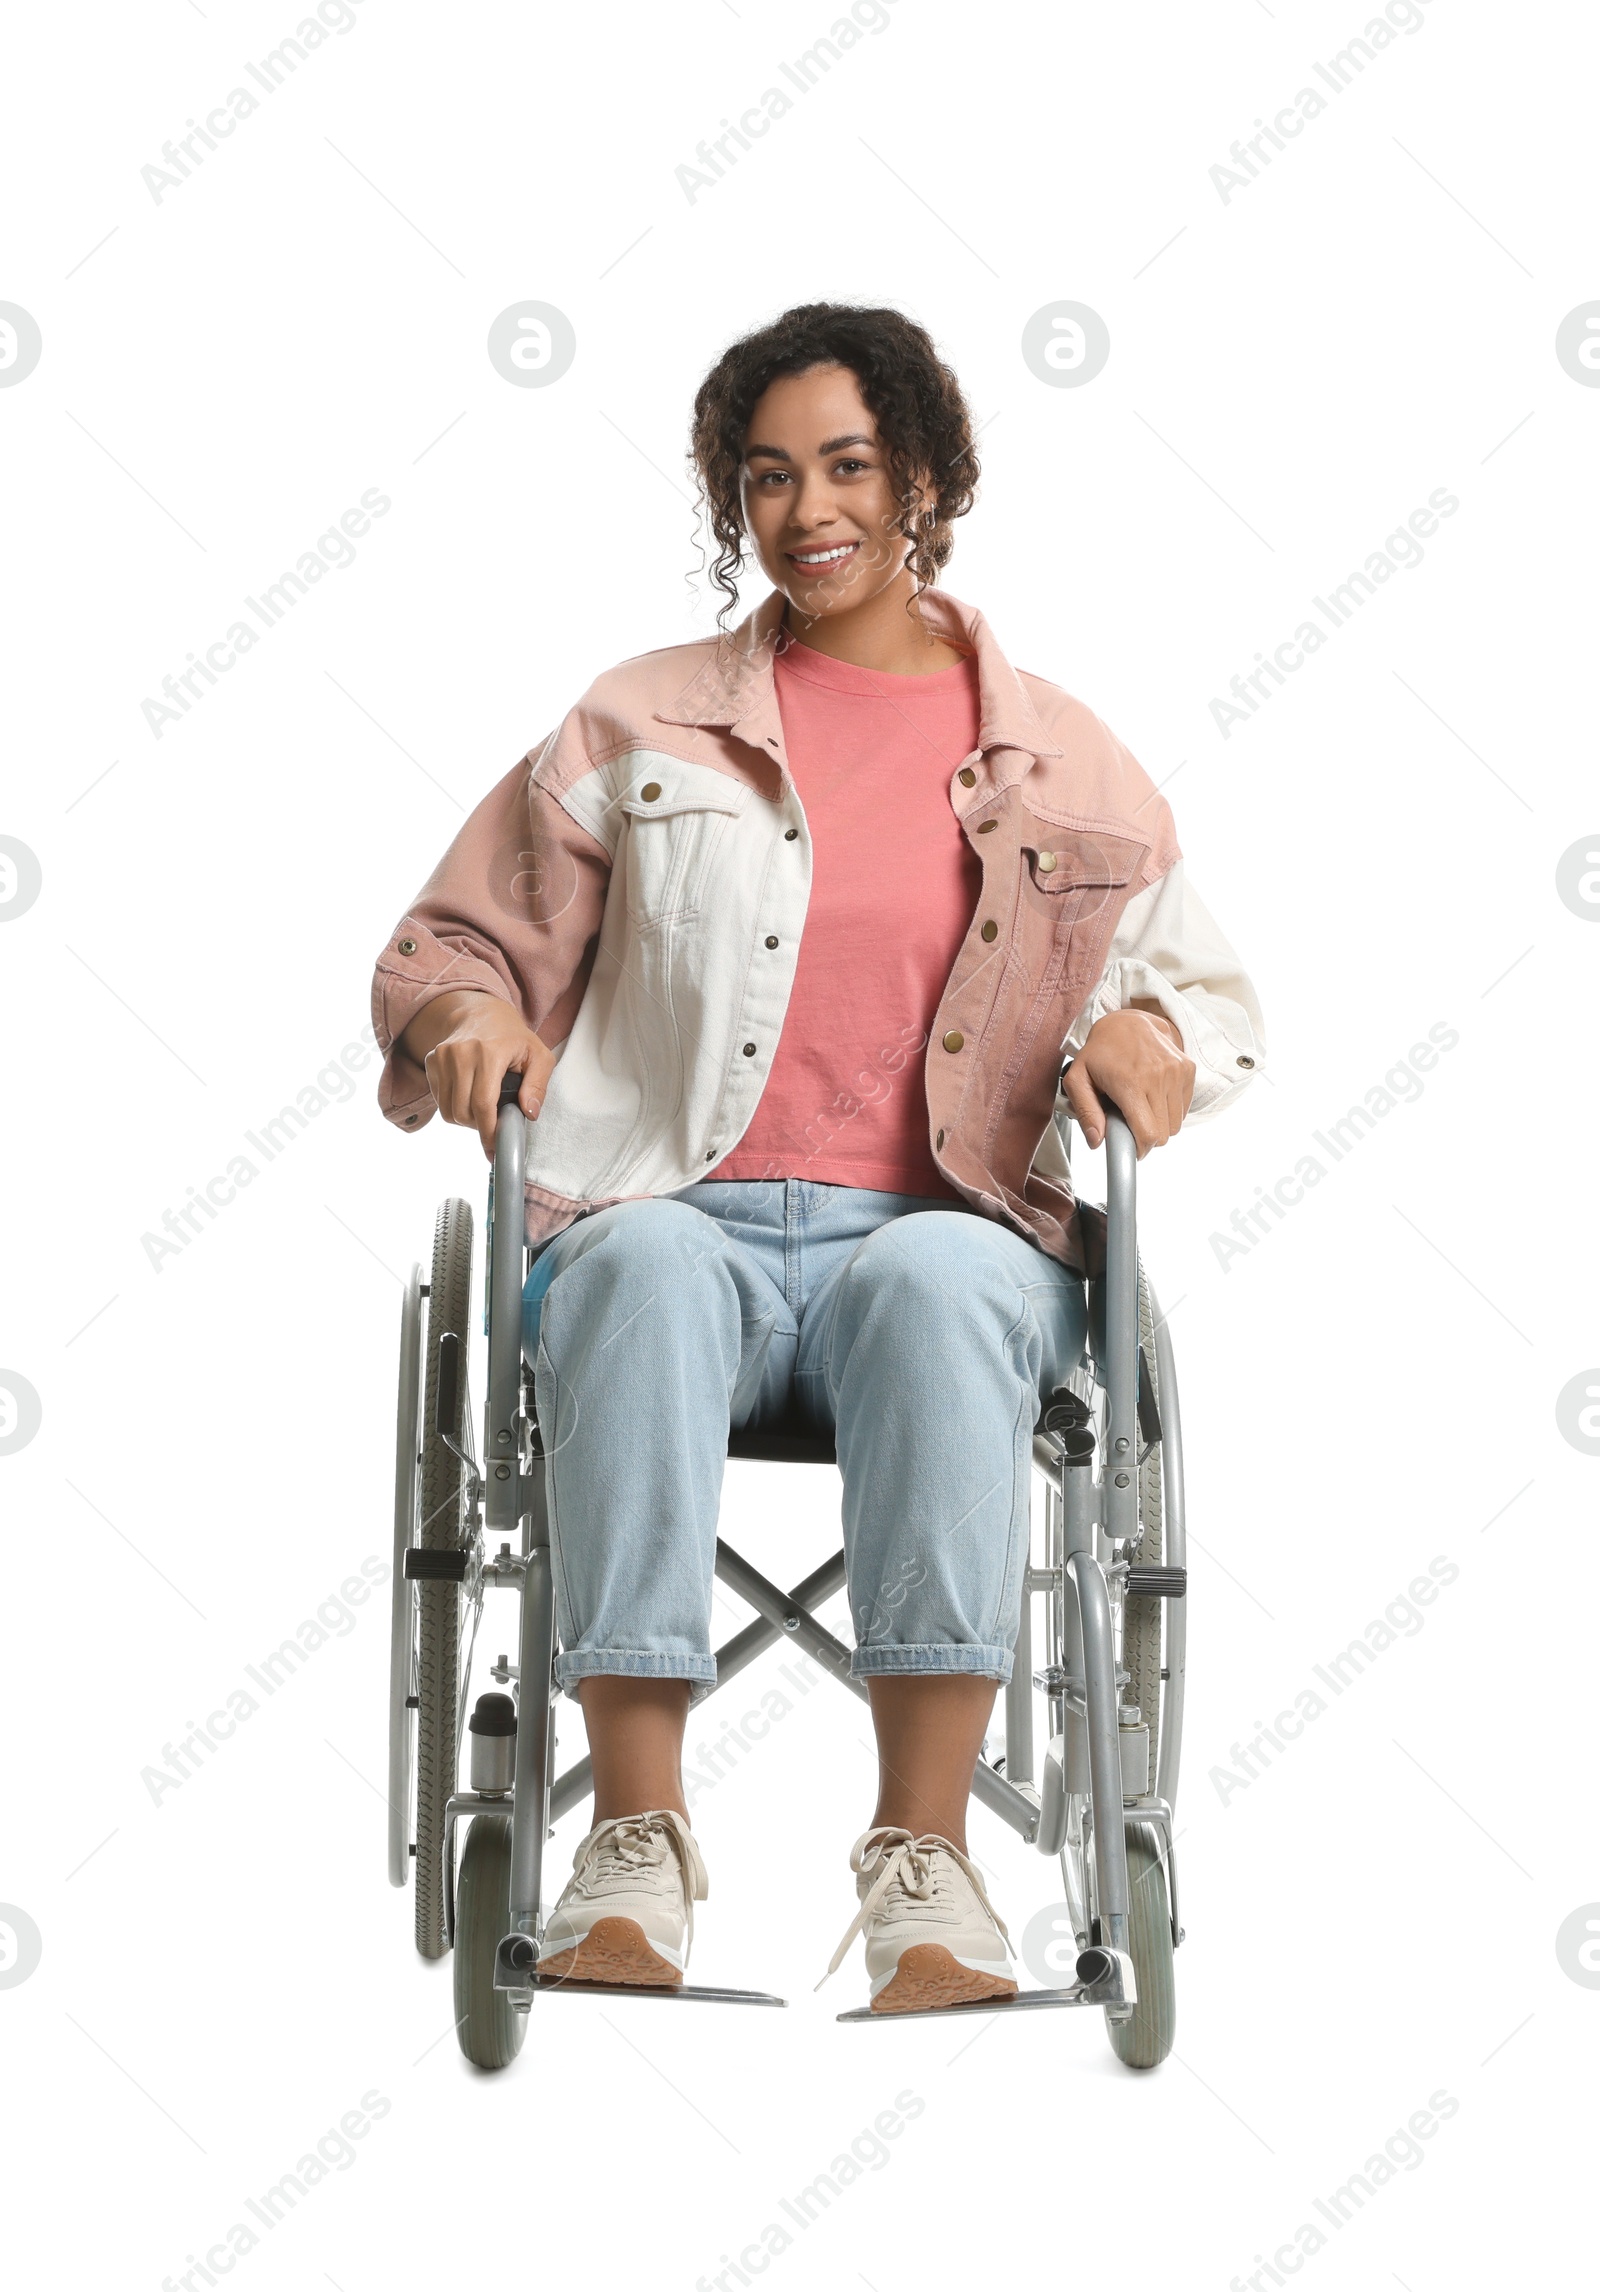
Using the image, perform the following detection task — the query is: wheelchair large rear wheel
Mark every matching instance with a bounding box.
[415,1197,474,1960]
[453,1814,527,2070]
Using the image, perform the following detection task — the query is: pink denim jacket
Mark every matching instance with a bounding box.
[371,587,1263,1275]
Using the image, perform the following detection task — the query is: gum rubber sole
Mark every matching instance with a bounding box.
[869,1944,1019,2014]
[538,1916,684,1989]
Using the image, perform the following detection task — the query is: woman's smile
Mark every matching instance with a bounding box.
[785,538,861,575]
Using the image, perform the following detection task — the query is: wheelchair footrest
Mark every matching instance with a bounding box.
[1125,1564,1186,1598]
[530,1975,787,2007]
[838,1984,1095,2024]
[837,1945,1135,2022]
[493,1929,783,2005]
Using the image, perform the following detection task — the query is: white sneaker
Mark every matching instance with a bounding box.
[538,1809,708,1988]
[821,1826,1018,2013]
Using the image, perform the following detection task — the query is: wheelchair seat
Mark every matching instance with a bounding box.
[726,1409,837,1466]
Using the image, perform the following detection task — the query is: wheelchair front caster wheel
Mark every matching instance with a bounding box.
[454,1814,527,2072]
[1104,1822,1175,2070]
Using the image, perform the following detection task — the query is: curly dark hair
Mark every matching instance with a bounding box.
[688,302,980,629]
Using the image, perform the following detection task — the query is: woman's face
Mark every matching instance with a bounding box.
[739,362,926,622]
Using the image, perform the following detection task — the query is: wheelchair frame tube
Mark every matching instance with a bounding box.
[507,1530,556,1940]
[1005,1571,1034,1789]
[1150,1289,1187,1815]
[1053,1295,1132,1952]
[1066,1547,1130,1955]
[488,1085,555,1938]
[485,1096,527,1540]
[1102,1110,1139,1546]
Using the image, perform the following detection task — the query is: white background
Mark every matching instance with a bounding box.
[2,0,1596,2284]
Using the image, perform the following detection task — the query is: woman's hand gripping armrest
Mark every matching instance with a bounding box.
[1061,1000,1196,1160]
[397,990,556,1160]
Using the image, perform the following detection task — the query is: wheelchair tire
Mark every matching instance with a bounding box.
[453,1814,527,2071]
[1122,1265,1164,1797]
[1105,1821,1176,2070]
[415,1196,474,1961]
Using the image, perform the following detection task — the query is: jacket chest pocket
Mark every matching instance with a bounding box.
[618,775,749,927]
[1017,828,1147,974]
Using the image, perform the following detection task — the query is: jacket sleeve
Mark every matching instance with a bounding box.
[370,737,612,1130]
[1062,861,1267,1121]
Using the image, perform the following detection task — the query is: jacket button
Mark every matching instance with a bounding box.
[1036,851,1057,874]
[404,1114,418,1126]
[1237,1054,1255,1069]
[976,819,996,834]
[980,919,997,942]
[765,934,778,949]
[935,1128,945,1148]
[640,782,662,801]
[398,937,417,955]
[706,1150,717,1160]
[742,1042,756,1056]
[957,766,977,788]
[942,1030,964,1053]
[784,827,799,841]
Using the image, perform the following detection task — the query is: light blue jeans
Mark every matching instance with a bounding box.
[521,1179,1089,1706]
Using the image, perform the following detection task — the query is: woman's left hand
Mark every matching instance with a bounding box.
[1062,1004,1196,1158]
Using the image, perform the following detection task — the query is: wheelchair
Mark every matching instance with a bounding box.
[387,1072,1187,2071]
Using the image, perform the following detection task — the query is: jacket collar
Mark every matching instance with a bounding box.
[654,587,1063,767]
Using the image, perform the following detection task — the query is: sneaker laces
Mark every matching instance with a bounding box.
[817,1826,1013,1987]
[569,1809,708,1933]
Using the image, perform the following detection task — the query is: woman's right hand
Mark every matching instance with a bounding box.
[398,990,556,1159]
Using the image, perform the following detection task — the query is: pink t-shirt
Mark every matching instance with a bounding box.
[704,634,982,1198]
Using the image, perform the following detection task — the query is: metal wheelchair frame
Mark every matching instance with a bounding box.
[388,1077,1187,2055]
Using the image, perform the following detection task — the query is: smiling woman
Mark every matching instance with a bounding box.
[372,299,1266,2013]
[691,303,978,645]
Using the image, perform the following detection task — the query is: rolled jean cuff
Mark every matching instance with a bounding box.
[554,1650,720,1706]
[850,1643,1015,1685]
